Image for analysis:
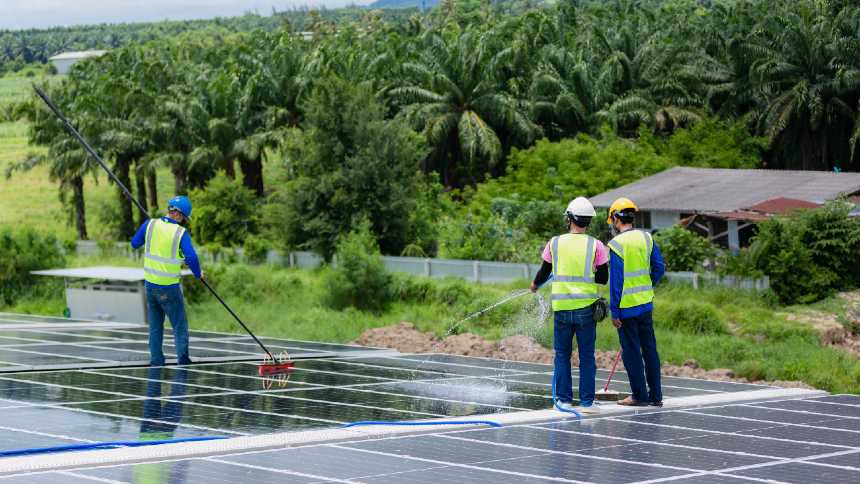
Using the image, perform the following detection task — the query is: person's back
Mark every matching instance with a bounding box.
[131,195,202,366]
[532,197,608,415]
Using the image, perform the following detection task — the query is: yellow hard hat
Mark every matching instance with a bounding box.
[607,197,639,224]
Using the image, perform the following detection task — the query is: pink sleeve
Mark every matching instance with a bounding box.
[542,241,552,263]
[593,240,609,268]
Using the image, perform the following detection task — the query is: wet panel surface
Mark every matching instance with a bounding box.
[729,462,860,484]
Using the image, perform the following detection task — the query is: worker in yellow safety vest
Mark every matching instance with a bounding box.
[130,196,202,366]
[607,197,665,407]
[531,197,609,414]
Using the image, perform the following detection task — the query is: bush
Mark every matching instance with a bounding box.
[323,220,392,312]
[659,302,728,335]
[264,78,428,260]
[189,171,260,247]
[242,235,270,264]
[438,213,543,263]
[469,131,673,205]
[653,225,716,272]
[0,227,66,305]
[741,200,860,303]
[646,118,766,169]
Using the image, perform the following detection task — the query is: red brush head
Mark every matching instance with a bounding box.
[258,362,295,376]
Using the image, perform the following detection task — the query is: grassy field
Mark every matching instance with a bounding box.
[5,254,858,394]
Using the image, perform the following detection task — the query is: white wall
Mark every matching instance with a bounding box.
[650,211,680,229]
[51,59,75,75]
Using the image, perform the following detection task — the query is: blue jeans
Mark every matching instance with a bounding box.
[553,307,596,406]
[618,311,663,403]
[146,284,191,366]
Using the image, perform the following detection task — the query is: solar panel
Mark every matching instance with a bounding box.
[0,315,391,371]
[0,313,855,484]
[14,394,850,483]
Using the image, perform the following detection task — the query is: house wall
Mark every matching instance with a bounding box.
[51,59,76,75]
[649,211,680,229]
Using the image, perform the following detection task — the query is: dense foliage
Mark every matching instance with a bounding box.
[264,78,428,259]
[0,9,416,74]
[189,172,259,248]
[0,227,65,305]
[654,225,717,272]
[323,221,393,312]
[742,200,860,304]
[10,0,860,305]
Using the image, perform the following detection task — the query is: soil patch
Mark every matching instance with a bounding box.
[352,322,813,389]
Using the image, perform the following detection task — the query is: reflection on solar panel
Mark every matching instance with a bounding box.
[0,313,854,484]
[0,312,391,371]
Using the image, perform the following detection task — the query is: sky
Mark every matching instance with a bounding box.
[1,0,373,30]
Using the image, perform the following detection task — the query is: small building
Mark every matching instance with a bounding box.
[590,167,860,250]
[48,50,108,75]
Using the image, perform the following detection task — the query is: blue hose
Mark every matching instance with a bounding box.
[341,420,503,429]
[0,436,228,458]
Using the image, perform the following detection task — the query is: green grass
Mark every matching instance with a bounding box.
[0,77,33,106]
[5,255,859,394]
[0,118,177,239]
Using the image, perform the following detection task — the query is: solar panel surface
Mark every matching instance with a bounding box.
[0,313,853,484]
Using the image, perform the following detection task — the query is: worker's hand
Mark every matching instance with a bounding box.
[529,282,538,293]
[612,318,623,329]
[198,271,205,282]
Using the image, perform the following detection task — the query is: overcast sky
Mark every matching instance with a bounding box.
[2,0,373,30]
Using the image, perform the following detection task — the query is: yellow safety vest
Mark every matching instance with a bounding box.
[549,233,601,311]
[608,229,654,308]
[143,219,186,286]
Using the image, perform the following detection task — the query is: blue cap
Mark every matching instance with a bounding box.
[167,196,192,219]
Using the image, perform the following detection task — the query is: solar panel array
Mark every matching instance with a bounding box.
[0,312,386,371]
[0,313,854,483]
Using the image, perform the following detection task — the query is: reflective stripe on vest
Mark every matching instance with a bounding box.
[143,219,185,286]
[608,229,654,308]
[550,233,600,311]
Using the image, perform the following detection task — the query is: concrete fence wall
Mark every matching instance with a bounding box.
[75,241,768,290]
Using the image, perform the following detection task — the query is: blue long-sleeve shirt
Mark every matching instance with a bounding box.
[131,217,201,286]
[609,239,665,319]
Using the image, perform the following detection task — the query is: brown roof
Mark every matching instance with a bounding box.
[746,197,821,214]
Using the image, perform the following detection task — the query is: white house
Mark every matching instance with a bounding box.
[590,167,860,250]
[48,50,108,75]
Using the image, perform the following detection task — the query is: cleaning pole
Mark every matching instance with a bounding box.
[34,85,294,375]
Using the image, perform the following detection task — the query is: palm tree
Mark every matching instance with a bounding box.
[391,26,539,188]
[530,44,614,139]
[752,4,860,171]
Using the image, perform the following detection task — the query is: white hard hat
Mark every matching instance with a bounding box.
[566,197,596,217]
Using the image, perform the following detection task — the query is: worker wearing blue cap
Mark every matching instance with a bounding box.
[130,196,202,366]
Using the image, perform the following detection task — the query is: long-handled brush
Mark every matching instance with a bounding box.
[595,349,625,401]
[34,85,294,376]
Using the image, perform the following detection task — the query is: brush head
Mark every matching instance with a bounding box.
[595,389,625,401]
[258,362,295,376]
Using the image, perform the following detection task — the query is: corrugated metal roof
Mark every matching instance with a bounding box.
[48,50,108,61]
[747,197,821,214]
[590,167,860,213]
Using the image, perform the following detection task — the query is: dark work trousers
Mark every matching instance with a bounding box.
[617,311,663,403]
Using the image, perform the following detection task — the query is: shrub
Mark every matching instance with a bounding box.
[0,227,66,305]
[323,220,392,312]
[659,302,728,334]
[189,171,259,247]
[653,225,716,272]
[242,235,270,264]
[437,213,543,263]
[264,78,428,260]
[742,200,860,304]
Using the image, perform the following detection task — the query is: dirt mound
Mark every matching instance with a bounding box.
[352,322,812,389]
